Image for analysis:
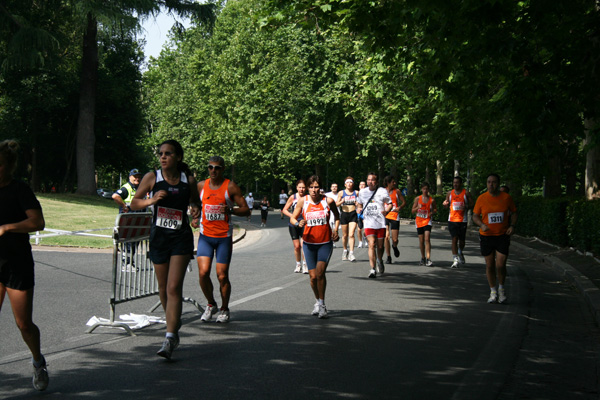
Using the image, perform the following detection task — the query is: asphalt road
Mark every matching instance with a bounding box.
[1,212,599,399]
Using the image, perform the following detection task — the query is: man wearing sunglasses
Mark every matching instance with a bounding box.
[196,156,250,323]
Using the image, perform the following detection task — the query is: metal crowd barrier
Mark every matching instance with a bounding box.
[86,212,202,336]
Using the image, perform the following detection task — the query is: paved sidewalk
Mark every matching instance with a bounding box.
[509,234,600,326]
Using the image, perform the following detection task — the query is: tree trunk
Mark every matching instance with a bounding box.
[75,12,98,195]
[406,163,414,195]
[544,154,562,198]
[436,159,443,195]
[585,118,600,200]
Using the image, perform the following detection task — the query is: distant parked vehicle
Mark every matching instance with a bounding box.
[97,188,113,199]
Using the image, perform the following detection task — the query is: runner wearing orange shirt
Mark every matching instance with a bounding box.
[383,175,406,264]
[442,176,474,268]
[411,182,437,266]
[472,173,517,304]
[290,175,340,319]
[196,156,250,323]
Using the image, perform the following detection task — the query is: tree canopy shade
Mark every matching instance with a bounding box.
[258,0,600,198]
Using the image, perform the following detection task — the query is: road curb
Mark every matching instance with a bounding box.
[232,227,246,244]
[511,240,600,327]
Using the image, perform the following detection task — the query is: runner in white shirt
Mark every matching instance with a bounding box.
[245,193,254,221]
[356,173,392,278]
[279,189,288,219]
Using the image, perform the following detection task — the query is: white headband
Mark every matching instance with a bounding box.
[345,179,353,184]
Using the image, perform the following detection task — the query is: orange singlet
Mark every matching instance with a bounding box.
[386,189,401,222]
[415,195,433,228]
[302,196,332,244]
[199,178,233,238]
[448,189,468,223]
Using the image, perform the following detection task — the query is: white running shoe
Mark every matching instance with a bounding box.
[32,361,49,391]
[157,335,179,359]
[318,304,329,319]
[342,249,348,261]
[312,302,320,316]
[426,259,433,267]
[451,257,459,269]
[216,309,230,323]
[302,262,309,274]
[458,248,466,264]
[357,241,363,248]
[368,269,377,278]
[348,252,356,262]
[498,288,507,304]
[294,263,301,273]
[201,304,218,322]
[488,291,498,303]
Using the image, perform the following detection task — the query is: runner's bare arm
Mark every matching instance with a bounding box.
[411,197,420,214]
[443,191,451,207]
[229,181,250,217]
[0,208,44,236]
[130,171,161,210]
[506,210,518,235]
[188,175,201,218]
[290,197,306,227]
[335,191,344,207]
[282,195,295,218]
[398,192,407,209]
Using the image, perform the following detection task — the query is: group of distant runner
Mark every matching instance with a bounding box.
[1,137,518,388]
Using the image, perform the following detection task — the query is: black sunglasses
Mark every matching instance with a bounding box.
[207,164,223,171]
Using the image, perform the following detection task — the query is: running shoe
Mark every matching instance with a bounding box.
[498,288,507,304]
[32,361,49,391]
[357,241,363,248]
[392,245,400,258]
[377,259,385,274]
[157,335,179,359]
[216,309,230,323]
[487,291,498,304]
[385,256,392,264]
[333,242,337,248]
[342,249,348,261]
[451,257,459,269]
[348,252,356,262]
[458,248,466,264]
[368,269,377,278]
[294,264,301,273]
[318,304,329,319]
[201,304,218,322]
[312,302,320,316]
[302,262,309,274]
[419,258,426,266]
[426,259,433,267]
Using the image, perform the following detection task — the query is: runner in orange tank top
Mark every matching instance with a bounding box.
[442,176,474,268]
[290,175,340,319]
[472,173,517,304]
[411,182,437,266]
[196,156,250,324]
[383,175,406,265]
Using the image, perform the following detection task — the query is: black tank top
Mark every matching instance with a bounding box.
[151,170,191,234]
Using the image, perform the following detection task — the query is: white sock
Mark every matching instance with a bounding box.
[318,299,324,306]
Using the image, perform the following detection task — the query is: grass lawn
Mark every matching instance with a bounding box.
[34,193,118,248]
[32,193,239,249]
